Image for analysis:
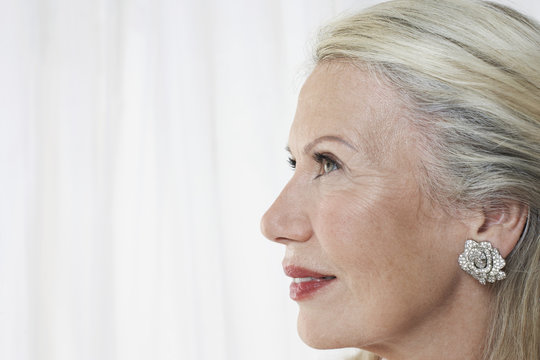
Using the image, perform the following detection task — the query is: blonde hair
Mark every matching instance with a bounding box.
[313,0,540,359]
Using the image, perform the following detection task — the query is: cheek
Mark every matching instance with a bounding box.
[313,183,450,294]
[313,188,389,274]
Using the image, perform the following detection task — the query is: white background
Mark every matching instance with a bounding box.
[1,1,538,359]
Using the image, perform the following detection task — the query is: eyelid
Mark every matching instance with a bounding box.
[313,152,341,166]
[285,150,343,175]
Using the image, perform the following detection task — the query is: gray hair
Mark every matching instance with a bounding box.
[314,0,540,359]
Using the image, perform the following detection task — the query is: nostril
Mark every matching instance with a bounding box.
[260,210,287,243]
[260,181,312,243]
[261,209,313,244]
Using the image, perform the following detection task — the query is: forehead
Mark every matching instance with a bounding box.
[290,62,410,162]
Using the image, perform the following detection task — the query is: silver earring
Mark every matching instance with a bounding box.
[458,240,506,285]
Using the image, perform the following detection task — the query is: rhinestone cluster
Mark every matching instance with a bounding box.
[458,240,506,285]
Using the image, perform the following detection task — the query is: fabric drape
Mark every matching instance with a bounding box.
[1,0,537,359]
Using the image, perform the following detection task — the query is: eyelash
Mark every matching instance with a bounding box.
[287,157,296,169]
[287,153,341,177]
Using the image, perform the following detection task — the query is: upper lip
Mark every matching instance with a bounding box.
[283,264,335,279]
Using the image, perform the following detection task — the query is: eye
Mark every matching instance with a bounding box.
[322,158,338,174]
[314,153,340,177]
[287,157,296,170]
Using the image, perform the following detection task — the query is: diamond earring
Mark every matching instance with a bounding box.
[458,240,506,285]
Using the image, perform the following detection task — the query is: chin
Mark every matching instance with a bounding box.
[297,311,355,350]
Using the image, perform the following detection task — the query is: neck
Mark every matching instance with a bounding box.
[365,279,493,360]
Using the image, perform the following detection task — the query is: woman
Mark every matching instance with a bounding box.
[260,0,540,359]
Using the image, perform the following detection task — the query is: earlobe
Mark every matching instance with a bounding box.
[469,203,529,258]
[458,203,529,285]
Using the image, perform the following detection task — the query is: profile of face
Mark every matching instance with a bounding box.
[260,62,474,352]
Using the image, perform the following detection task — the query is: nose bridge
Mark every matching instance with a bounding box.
[261,176,312,243]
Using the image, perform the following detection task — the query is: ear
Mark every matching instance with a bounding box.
[467,202,529,258]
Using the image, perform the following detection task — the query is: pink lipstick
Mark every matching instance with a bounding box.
[284,265,336,301]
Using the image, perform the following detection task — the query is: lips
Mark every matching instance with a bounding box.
[284,265,337,301]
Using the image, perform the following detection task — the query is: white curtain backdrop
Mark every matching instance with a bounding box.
[1,1,538,359]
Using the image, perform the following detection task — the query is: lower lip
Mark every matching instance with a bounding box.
[289,278,336,301]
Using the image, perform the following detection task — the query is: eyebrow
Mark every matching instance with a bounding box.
[285,135,358,155]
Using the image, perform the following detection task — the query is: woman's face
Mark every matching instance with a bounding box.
[261,63,470,351]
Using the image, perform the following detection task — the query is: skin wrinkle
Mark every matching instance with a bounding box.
[294,2,540,358]
[311,61,409,169]
[261,62,493,359]
[303,135,358,154]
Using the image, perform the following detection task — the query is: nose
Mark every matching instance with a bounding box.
[260,179,312,244]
